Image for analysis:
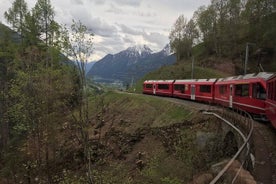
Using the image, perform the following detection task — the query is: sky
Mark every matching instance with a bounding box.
[0,0,210,61]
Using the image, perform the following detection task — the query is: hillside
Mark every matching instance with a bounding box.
[132,40,275,93]
[132,57,228,93]
[70,91,226,183]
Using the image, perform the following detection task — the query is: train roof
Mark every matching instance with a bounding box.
[217,72,274,82]
[267,73,276,81]
[174,78,217,83]
[144,80,174,83]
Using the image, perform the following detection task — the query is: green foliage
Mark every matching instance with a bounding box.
[161,177,182,184]
[169,15,198,61]
[0,0,87,182]
[4,0,28,37]
[170,0,276,68]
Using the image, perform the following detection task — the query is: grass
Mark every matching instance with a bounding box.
[98,91,192,132]
[82,90,228,183]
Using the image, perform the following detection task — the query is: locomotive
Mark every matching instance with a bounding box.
[143,72,276,129]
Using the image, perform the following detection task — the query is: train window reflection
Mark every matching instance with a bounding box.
[174,84,185,93]
[219,85,227,94]
[158,84,169,90]
[200,85,211,93]
[235,84,249,97]
[145,84,153,89]
[252,83,266,100]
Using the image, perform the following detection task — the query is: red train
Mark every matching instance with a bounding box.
[143,72,276,128]
[266,74,276,128]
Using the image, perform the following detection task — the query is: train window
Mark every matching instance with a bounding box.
[200,85,211,93]
[219,85,227,94]
[274,81,276,101]
[274,81,276,100]
[235,84,249,97]
[252,83,266,100]
[158,84,169,90]
[145,84,153,89]
[267,83,272,100]
[174,84,185,92]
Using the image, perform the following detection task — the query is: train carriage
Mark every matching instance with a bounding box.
[266,74,276,128]
[173,79,217,103]
[173,79,196,100]
[143,80,156,95]
[215,72,274,119]
[143,80,174,97]
[143,72,275,128]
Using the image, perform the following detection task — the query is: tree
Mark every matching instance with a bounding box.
[243,0,276,46]
[195,5,216,49]
[62,19,94,183]
[169,15,198,61]
[2,0,83,182]
[4,0,28,43]
[169,15,187,61]
[0,27,15,152]
[32,0,55,47]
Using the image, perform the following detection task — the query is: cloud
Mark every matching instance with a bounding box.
[0,0,210,61]
[118,24,141,35]
[86,17,118,37]
[71,0,84,5]
[113,0,142,7]
[142,32,168,48]
[106,3,125,14]
[93,0,106,5]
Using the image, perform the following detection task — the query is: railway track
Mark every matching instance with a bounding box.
[151,95,276,184]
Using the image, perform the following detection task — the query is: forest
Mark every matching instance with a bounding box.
[0,0,275,183]
[169,0,275,71]
[0,0,95,183]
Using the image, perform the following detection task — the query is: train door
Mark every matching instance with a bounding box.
[229,84,233,108]
[191,85,195,100]
[153,84,156,95]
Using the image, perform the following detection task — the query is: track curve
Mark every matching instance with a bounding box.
[151,95,276,184]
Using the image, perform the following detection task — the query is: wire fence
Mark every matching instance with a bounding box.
[203,105,254,184]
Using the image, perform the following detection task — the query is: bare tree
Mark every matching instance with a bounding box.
[62,19,94,183]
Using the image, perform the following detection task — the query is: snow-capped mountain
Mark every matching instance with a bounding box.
[160,44,171,56]
[87,44,176,84]
[125,45,153,57]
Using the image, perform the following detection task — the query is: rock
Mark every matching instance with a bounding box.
[211,160,256,184]
[192,173,213,184]
[135,160,144,170]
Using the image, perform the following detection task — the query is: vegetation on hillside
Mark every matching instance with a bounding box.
[58,92,225,184]
[0,0,95,183]
[133,61,227,93]
[0,0,275,183]
[169,0,276,73]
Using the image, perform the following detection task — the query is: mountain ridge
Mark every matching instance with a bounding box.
[87,44,176,84]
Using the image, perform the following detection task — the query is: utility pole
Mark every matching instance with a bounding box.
[191,56,194,79]
[244,42,256,75]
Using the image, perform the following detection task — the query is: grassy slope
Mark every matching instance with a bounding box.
[96,91,193,131]
[86,91,222,183]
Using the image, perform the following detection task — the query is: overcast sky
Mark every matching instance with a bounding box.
[0,0,210,61]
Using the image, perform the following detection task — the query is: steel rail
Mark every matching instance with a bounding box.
[203,109,254,184]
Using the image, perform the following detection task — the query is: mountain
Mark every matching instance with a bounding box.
[85,62,96,74]
[0,23,21,42]
[87,44,176,84]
